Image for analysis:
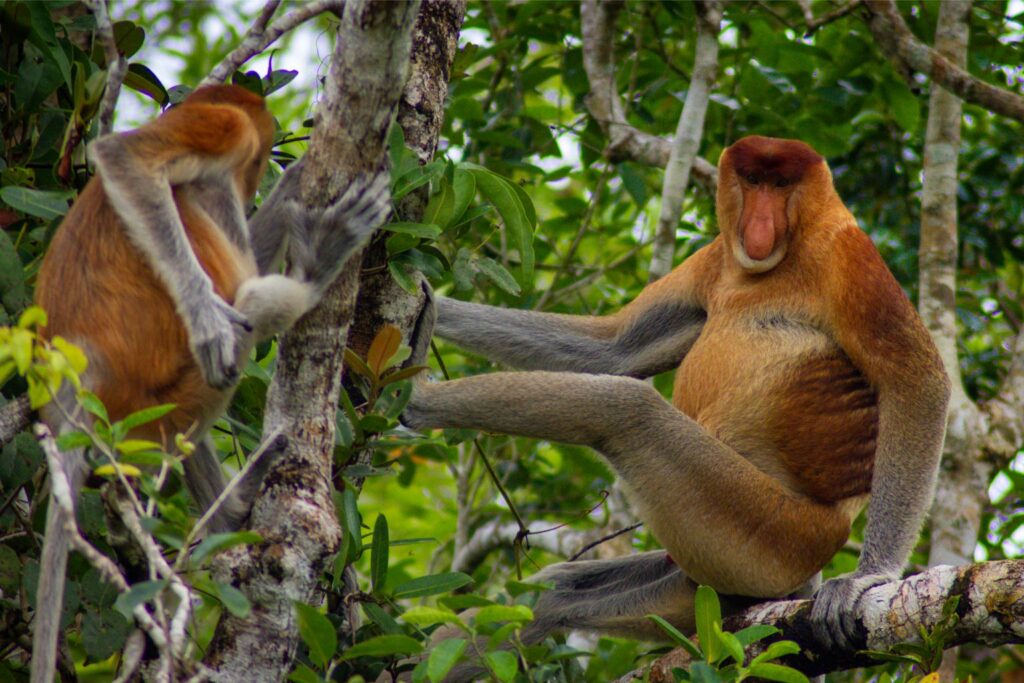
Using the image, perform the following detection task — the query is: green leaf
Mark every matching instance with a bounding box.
[370,514,389,594]
[363,601,403,635]
[485,650,518,683]
[123,63,168,106]
[112,21,145,58]
[384,222,443,239]
[0,546,20,594]
[694,585,722,663]
[79,392,109,424]
[882,79,919,133]
[474,257,521,296]
[214,582,252,618]
[344,347,376,383]
[647,615,702,660]
[620,163,648,207]
[0,186,72,221]
[746,663,809,683]
[120,403,176,432]
[714,622,745,664]
[114,580,165,619]
[688,661,724,683]
[388,260,419,295]
[750,640,801,666]
[56,431,93,451]
[191,531,263,564]
[450,169,476,226]
[428,638,467,683]
[81,609,131,662]
[340,488,362,561]
[294,602,338,668]
[734,624,779,647]
[401,606,463,627]
[474,604,533,626]
[339,634,423,660]
[288,663,324,683]
[466,167,534,284]
[393,572,473,599]
[424,179,456,230]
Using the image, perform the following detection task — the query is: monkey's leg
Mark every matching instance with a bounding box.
[405,372,851,599]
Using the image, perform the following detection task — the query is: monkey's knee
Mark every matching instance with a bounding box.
[235,275,316,338]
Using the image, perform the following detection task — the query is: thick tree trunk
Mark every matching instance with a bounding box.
[204,2,419,680]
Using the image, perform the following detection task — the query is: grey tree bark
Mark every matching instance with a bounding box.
[648,1,722,282]
[624,561,1024,682]
[204,2,419,680]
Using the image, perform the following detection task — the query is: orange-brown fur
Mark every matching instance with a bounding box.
[35,86,271,442]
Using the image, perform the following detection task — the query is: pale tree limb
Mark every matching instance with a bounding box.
[201,0,344,86]
[648,1,721,282]
[0,395,30,448]
[204,1,419,679]
[917,4,973,677]
[579,0,717,192]
[35,425,173,677]
[863,0,1024,122]
[620,561,1024,682]
[86,0,128,135]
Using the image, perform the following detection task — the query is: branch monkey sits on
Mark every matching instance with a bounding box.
[31,84,390,683]
[403,135,950,655]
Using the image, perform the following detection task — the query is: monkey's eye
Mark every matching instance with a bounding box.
[745,174,758,184]
[775,178,790,188]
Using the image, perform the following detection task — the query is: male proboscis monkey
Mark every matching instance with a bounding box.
[403,135,950,661]
[31,84,390,683]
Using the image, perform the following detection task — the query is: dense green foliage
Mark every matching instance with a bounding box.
[0,1,1022,681]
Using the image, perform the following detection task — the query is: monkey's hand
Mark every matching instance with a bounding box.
[186,294,252,389]
[286,167,392,288]
[810,570,893,651]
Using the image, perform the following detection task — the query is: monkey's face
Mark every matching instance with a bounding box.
[718,135,824,274]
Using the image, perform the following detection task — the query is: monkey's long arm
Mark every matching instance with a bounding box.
[437,254,710,377]
[811,228,951,649]
[89,103,260,389]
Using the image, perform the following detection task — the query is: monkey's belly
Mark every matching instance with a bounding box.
[674,325,878,503]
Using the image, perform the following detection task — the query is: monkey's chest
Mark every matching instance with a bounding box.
[673,317,878,503]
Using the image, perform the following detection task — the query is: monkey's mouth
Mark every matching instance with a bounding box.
[733,229,787,273]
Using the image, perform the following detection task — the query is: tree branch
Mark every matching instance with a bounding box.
[204,2,419,679]
[202,0,343,86]
[625,561,1024,682]
[579,0,717,192]
[863,0,1024,122]
[0,395,30,448]
[86,0,128,135]
[648,0,721,282]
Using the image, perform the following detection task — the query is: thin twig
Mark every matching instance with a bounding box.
[805,0,863,35]
[202,0,343,85]
[569,522,642,561]
[86,0,128,135]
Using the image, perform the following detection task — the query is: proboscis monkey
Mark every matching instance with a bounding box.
[31,85,390,683]
[403,135,950,659]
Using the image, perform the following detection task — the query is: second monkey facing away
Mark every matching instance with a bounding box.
[31,85,390,683]
[404,135,950,656]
